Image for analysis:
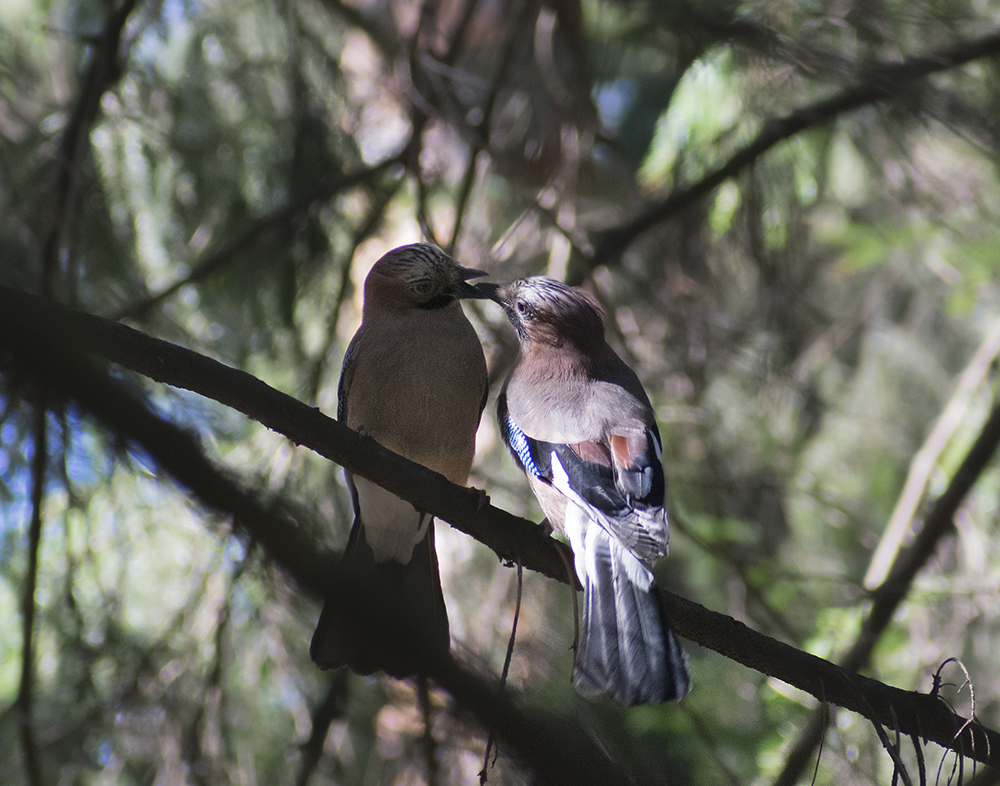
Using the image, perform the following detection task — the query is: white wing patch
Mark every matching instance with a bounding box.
[352,476,431,564]
[549,452,653,591]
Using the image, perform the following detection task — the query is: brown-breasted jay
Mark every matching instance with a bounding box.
[310,243,488,677]
[478,276,690,705]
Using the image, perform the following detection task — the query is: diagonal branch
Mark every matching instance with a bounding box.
[0,286,653,786]
[41,0,139,297]
[1,282,999,769]
[773,398,1000,786]
[9,284,573,582]
[864,320,1000,590]
[112,158,404,321]
[588,28,1000,275]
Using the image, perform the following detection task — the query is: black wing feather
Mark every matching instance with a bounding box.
[498,391,666,559]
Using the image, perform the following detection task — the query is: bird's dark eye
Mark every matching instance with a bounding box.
[414,280,432,294]
[516,301,528,316]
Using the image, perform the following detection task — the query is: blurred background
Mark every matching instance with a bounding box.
[2,0,1000,783]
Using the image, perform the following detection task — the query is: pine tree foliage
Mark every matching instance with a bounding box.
[2,1,1000,784]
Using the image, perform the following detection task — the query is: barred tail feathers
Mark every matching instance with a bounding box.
[563,505,690,705]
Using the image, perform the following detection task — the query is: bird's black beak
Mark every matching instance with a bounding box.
[446,266,491,300]
[473,281,503,303]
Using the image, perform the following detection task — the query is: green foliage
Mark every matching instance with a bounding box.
[3,0,1000,783]
[641,48,751,190]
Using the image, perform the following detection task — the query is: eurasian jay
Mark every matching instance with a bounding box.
[310,243,488,678]
[478,276,690,705]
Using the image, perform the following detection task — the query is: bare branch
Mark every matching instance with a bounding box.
[0,285,649,786]
[588,28,1000,277]
[16,397,47,786]
[7,283,574,582]
[112,159,404,321]
[40,0,139,297]
[2,283,1000,769]
[773,399,1000,785]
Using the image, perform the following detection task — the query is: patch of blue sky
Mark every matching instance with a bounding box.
[593,79,637,131]
[64,409,115,487]
[132,0,194,73]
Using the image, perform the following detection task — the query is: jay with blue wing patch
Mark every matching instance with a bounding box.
[481,276,690,705]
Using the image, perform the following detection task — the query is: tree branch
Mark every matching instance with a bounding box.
[112,158,404,321]
[2,282,999,769]
[774,398,1000,786]
[588,28,1000,275]
[16,395,46,786]
[41,0,139,297]
[7,283,573,581]
[0,286,650,786]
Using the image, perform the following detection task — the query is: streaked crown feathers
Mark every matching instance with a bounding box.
[371,243,453,287]
[486,276,606,344]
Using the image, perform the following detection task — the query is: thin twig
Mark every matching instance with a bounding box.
[446,146,481,256]
[17,397,47,786]
[4,285,1000,769]
[911,731,927,786]
[41,0,139,298]
[112,159,402,321]
[304,174,405,405]
[808,704,827,786]
[479,559,522,784]
[871,705,913,786]
[554,534,581,669]
[588,28,1000,276]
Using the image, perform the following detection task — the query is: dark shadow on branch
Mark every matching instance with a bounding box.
[2,283,999,770]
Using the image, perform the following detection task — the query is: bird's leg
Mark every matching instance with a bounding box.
[471,487,491,511]
[479,559,523,784]
[552,536,581,671]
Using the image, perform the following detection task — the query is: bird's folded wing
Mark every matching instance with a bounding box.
[500,401,667,564]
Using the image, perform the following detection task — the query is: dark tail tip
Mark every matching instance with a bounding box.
[310,524,450,679]
[573,537,691,705]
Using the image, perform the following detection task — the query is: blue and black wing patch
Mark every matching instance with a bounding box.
[497,395,665,517]
[498,396,548,480]
[498,392,667,562]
